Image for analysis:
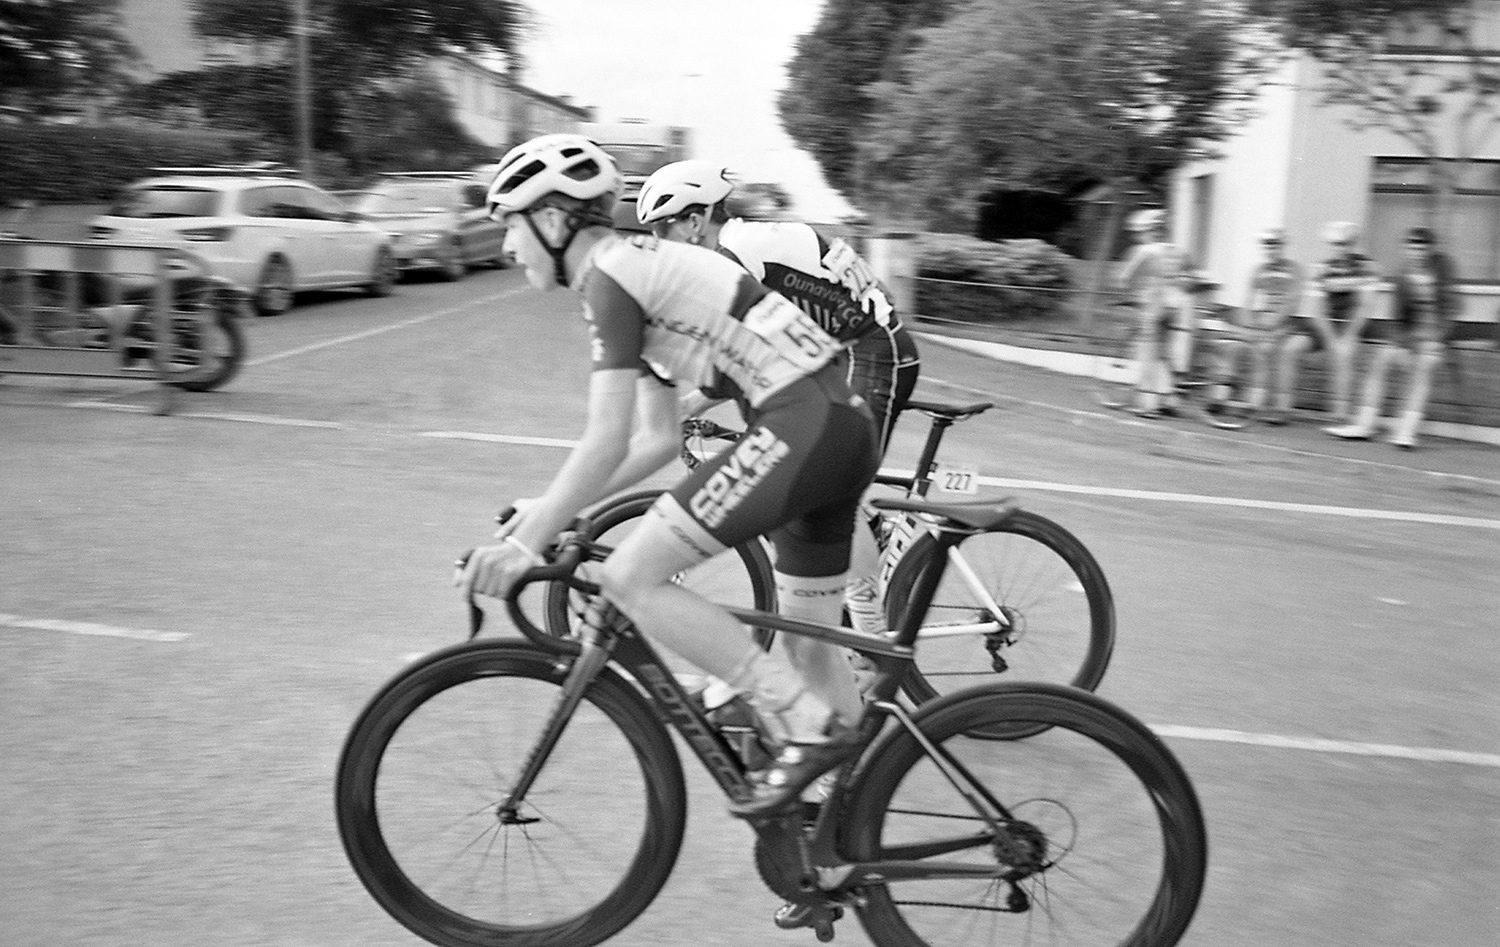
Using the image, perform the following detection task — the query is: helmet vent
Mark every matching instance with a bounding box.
[563,159,600,182]
[497,159,545,195]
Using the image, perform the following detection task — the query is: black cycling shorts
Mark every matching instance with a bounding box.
[668,363,880,578]
[847,320,920,455]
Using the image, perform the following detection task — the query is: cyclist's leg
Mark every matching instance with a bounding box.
[600,380,877,745]
[842,322,916,636]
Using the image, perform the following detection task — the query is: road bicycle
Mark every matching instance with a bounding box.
[335,494,1207,947]
[1095,298,1253,430]
[544,397,1116,700]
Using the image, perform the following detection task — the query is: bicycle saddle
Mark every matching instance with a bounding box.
[906,398,994,420]
[869,496,1018,530]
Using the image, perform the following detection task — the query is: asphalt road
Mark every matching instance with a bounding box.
[2,266,1498,947]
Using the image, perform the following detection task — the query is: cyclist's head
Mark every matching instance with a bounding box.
[637,160,734,244]
[1259,227,1286,253]
[489,134,623,288]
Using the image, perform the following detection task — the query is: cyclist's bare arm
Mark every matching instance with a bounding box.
[460,368,638,600]
[597,376,683,496]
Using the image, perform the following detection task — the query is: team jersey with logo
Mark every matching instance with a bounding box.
[715,219,897,343]
[577,233,842,408]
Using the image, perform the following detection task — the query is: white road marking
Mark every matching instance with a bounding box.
[975,475,1500,530]
[418,430,577,449]
[1151,724,1500,769]
[0,612,189,643]
[245,287,528,368]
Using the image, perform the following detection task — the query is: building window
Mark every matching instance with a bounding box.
[1189,173,1213,269]
[1369,157,1500,281]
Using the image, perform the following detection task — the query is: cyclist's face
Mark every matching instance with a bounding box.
[502,210,562,290]
[652,210,708,246]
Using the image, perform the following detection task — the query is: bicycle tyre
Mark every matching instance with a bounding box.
[842,682,1207,947]
[543,489,777,647]
[335,639,688,947]
[886,510,1114,711]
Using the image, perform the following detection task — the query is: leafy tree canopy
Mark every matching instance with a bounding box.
[0,0,139,101]
[1246,0,1473,49]
[785,0,1275,229]
[189,0,529,73]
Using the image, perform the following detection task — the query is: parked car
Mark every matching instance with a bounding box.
[344,172,507,280]
[89,164,397,316]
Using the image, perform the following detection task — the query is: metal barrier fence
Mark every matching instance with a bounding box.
[0,239,203,415]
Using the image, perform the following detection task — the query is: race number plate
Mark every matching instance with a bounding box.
[935,463,979,495]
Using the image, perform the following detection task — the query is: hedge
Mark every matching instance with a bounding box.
[913,233,1075,323]
[0,124,268,205]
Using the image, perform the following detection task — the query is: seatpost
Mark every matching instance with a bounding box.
[909,415,957,497]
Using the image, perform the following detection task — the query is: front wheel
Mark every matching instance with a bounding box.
[543,489,777,649]
[335,640,688,947]
[843,683,1208,947]
[165,285,245,391]
[886,509,1114,706]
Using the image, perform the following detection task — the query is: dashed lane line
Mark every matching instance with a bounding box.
[243,286,528,369]
[1151,724,1500,769]
[0,612,189,643]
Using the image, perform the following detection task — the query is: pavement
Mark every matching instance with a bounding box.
[910,326,1500,488]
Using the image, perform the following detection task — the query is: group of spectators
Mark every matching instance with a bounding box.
[1117,212,1458,450]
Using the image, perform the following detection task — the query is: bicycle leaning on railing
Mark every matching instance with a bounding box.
[545,397,1116,702]
[334,494,1207,947]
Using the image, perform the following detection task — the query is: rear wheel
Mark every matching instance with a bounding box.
[254,256,294,316]
[886,510,1114,709]
[366,246,397,297]
[844,683,1208,947]
[166,293,244,391]
[336,640,687,947]
[437,237,466,281]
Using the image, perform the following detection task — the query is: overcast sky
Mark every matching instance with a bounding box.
[520,0,854,221]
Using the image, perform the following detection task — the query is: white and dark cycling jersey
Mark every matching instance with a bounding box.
[716,219,897,343]
[578,232,842,408]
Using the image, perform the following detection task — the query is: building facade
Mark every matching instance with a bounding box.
[1171,3,1500,335]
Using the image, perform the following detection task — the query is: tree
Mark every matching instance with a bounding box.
[778,0,956,206]
[0,0,140,107]
[805,0,1275,231]
[188,0,529,173]
[1248,0,1499,229]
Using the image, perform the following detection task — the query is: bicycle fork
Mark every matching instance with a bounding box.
[495,601,618,824]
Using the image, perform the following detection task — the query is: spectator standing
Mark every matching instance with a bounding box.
[1325,226,1456,449]
[1116,208,1194,417]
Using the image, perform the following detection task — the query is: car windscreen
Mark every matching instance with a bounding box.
[108,186,223,218]
[350,183,456,214]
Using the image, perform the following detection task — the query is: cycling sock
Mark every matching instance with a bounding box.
[844,574,886,637]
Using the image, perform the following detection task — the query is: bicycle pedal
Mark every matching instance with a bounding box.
[774,901,843,936]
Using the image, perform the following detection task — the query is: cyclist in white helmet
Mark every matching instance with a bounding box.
[636,160,920,643]
[458,134,877,817]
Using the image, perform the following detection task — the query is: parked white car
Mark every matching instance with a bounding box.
[89,164,397,316]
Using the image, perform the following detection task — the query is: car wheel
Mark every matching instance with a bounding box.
[255,256,294,316]
[366,247,397,297]
[438,238,466,281]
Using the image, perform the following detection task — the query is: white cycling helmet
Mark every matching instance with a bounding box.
[636,160,735,225]
[486,133,623,218]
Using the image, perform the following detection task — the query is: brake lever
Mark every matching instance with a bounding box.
[455,547,485,639]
